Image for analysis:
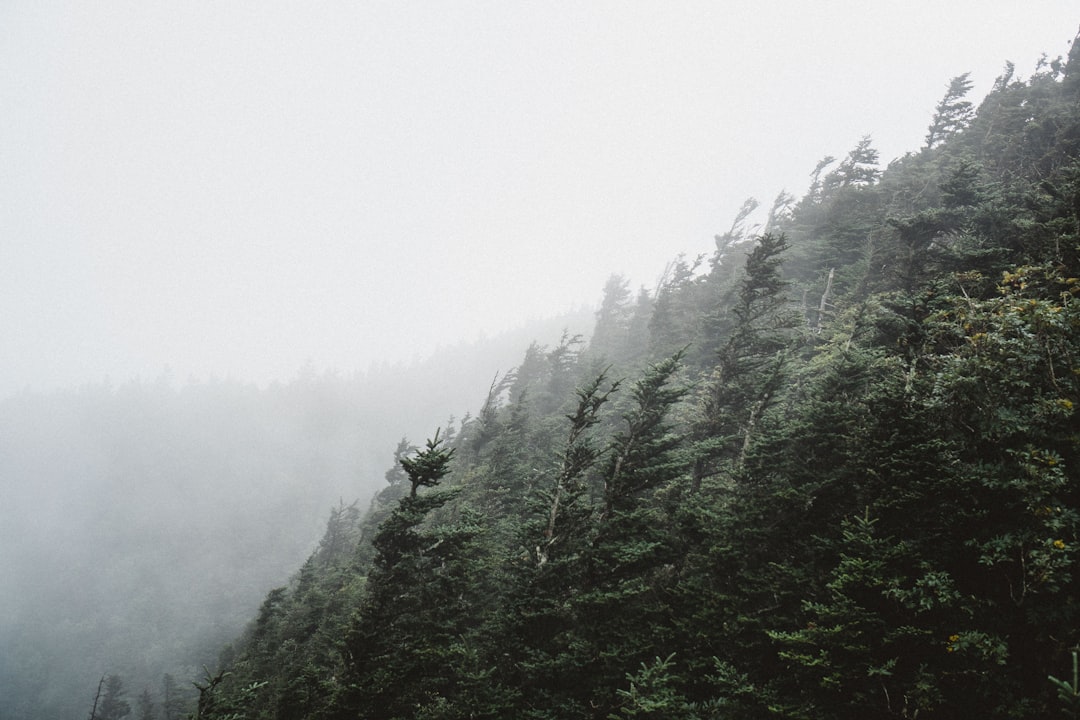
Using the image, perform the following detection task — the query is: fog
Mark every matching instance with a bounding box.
[2,2,1075,395]
[1,3,1078,719]
[0,311,591,719]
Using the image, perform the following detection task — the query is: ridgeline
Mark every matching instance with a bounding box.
[174,30,1080,720]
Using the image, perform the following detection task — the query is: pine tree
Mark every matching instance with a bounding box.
[161,674,186,720]
[337,431,505,719]
[579,353,691,716]
[824,136,881,191]
[650,255,703,361]
[592,275,634,362]
[601,352,689,517]
[925,73,975,149]
[136,689,155,720]
[506,370,619,718]
[694,233,799,490]
[96,675,131,720]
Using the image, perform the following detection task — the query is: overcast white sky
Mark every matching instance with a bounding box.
[2,2,1077,395]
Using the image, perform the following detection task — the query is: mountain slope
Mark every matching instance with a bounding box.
[194,31,1080,720]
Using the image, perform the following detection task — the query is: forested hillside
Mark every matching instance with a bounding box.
[0,311,590,720]
[173,33,1079,719]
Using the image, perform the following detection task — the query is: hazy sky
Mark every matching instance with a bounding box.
[2,2,1077,396]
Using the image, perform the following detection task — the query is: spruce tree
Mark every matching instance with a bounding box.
[925,73,975,149]
[580,352,691,716]
[694,233,799,490]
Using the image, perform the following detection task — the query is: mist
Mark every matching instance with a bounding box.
[2,3,1079,719]
[2,2,1075,394]
[0,311,590,719]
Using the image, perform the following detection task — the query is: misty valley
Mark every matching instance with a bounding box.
[5,19,1080,720]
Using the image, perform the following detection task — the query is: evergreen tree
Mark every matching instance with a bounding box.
[649,254,705,362]
[925,73,975,149]
[507,370,619,718]
[136,689,155,720]
[336,431,508,719]
[96,675,131,720]
[601,351,689,518]
[713,198,760,264]
[591,275,634,362]
[805,155,837,203]
[694,233,799,490]
[160,674,186,720]
[824,135,881,192]
[579,352,691,716]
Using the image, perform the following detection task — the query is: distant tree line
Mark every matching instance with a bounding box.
[84,673,190,720]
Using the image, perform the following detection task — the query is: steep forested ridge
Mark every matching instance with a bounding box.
[185,34,1080,719]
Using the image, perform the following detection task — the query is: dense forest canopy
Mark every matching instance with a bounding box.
[5,23,1080,720]
[145,28,1080,720]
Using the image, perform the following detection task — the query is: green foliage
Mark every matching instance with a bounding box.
[607,655,699,719]
[925,73,975,149]
[195,31,1080,720]
[823,135,881,191]
[592,275,636,363]
[1049,649,1080,718]
[136,689,154,720]
[602,351,689,514]
[400,430,456,498]
[650,254,705,361]
[92,675,131,720]
[161,674,188,720]
[694,232,799,488]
